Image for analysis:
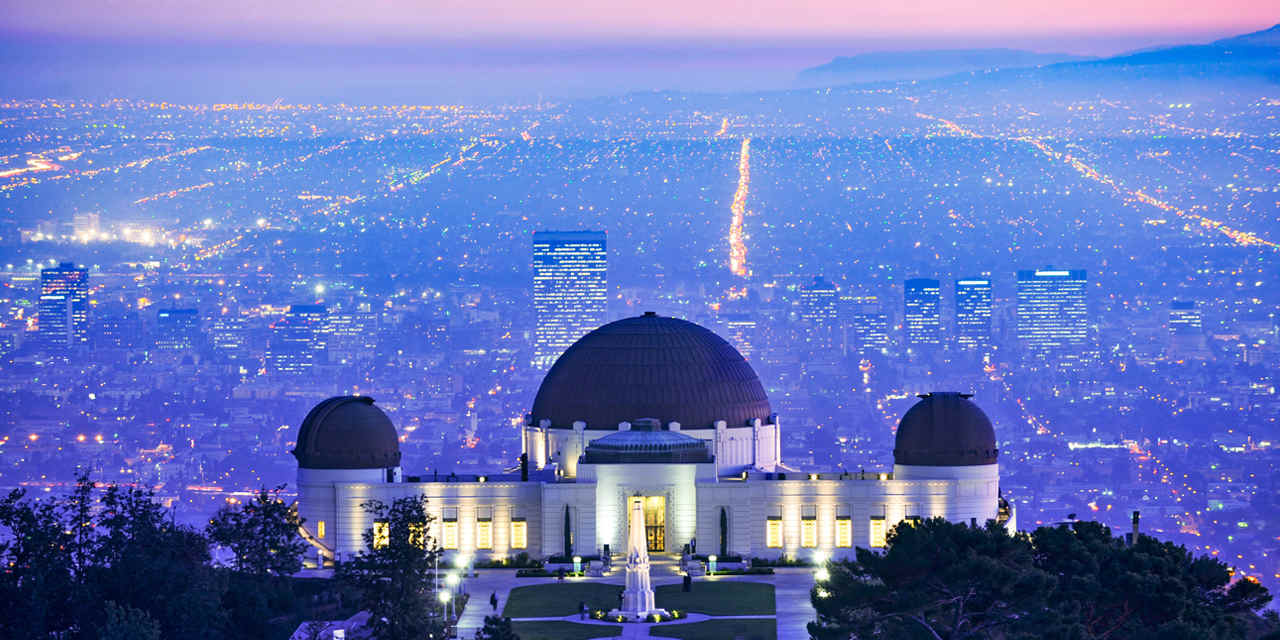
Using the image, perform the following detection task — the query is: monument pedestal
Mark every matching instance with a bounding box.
[607,496,671,621]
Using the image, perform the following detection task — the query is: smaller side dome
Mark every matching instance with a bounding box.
[894,392,997,466]
[293,396,402,469]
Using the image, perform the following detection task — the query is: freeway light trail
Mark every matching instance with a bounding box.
[916,108,1278,251]
[728,137,751,277]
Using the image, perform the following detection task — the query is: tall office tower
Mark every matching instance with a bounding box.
[903,278,942,350]
[800,276,839,351]
[852,312,891,355]
[96,311,142,350]
[531,230,607,369]
[1015,269,1088,354]
[267,304,328,375]
[39,262,89,350]
[327,310,379,364]
[722,313,758,360]
[210,316,248,361]
[1168,300,1208,359]
[955,278,993,350]
[155,308,200,351]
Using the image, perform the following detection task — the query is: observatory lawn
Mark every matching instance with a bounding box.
[503,582,624,618]
[655,581,776,615]
[510,620,623,639]
[650,618,777,640]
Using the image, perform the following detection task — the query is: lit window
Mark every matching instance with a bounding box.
[476,520,493,550]
[316,520,326,540]
[511,519,527,549]
[801,518,817,548]
[409,522,426,548]
[373,521,389,549]
[835,517,852,548]
[766,517,783,548]
[443,520,459,550]
[869,516,886,548]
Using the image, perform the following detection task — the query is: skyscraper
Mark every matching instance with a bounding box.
[722,313,758,360]
[851,312,890,355]
[1016,269,1088,354]
[904,278,941,350]
[155,308,200,351]
[799,276,839,351]
[39,262,89,350]
[955,278,993,350]
[267,304,328,375]
[532,230,607,369]
[1168,300,1208,359]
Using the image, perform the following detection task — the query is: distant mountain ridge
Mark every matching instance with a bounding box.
[801,24,1280,88]
[1214,23,1280,47]
[801,48,1094,83]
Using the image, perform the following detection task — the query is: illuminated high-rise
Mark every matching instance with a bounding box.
[904,278,941,350]
[851,312,890,354]
[532,230,607,369]
[267,304,328,375]
[1168,300,1208,359]
[799,276,839,350]
[722,313,758,360]
[39,262,89,350]
[155,308,200,351]
[1016,269,1088,353]
[955,278,993,350]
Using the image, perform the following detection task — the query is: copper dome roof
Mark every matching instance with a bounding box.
[292,396,402,469]
[893,392,997,466]
[530,313,772,430]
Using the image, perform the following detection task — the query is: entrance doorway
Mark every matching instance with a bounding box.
[630,495,665,552]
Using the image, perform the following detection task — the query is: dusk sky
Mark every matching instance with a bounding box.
[6,0,1274,52]
[3,1,1276,103]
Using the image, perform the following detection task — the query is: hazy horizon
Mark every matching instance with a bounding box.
[2,15,1273,104]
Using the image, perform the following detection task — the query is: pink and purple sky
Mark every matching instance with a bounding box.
[5,0,1275,54]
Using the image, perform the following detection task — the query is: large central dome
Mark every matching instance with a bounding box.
[530,312,772,430]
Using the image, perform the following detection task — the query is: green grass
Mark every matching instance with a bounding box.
[502,582,624,618]
[511,620,623,640]
[654,581,776,616]
[650,618,777,640]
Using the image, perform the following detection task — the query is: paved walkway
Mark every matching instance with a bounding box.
[453,558,816,639]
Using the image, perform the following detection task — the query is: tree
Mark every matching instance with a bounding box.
[99,601,161,640]
[1030,521,1273,639]
[475,614,521,640]
[0,487,77,637]
[809,518,1052,640]
[90,482,227,639]
[207,484,309,576]
[335,495,445,640]
[810,518,1277,640]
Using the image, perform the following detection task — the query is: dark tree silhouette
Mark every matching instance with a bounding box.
[335,495,445,640]
[809,518,1275,640]
[207,484,309,576]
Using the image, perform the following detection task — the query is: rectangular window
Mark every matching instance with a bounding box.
[835,517,852,548]
[476,520,493,550]
[766,517,783,548]
[869,516,887,548]
[373,521,390,549]
[316,520,326,540]
[442,520,459,550]
[510,519,528,549]
[409,522,427,549]
[801,517,817,548]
